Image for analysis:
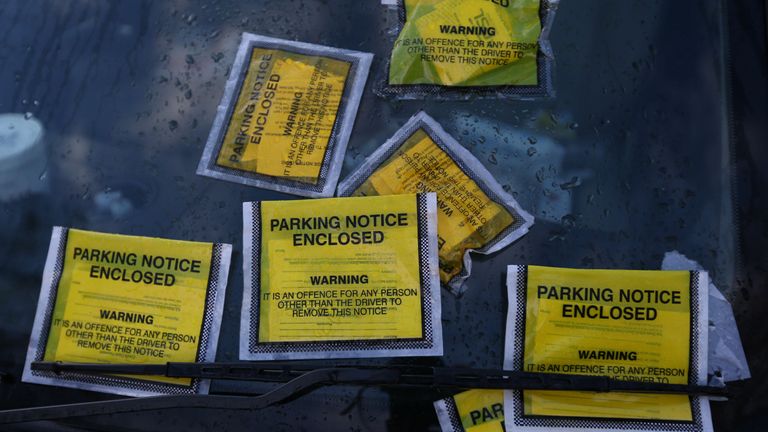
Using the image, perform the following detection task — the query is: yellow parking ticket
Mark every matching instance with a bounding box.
[379,0,559,99]
[503,265,713,432]
[22,227,232,397]
[338,112,533,294]
[197,33,373,197]
[240,193,443,360]
[435,390,507,432]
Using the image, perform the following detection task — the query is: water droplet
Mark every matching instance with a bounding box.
[24,112,33,120]
[38,170,47,181]
[569,122,579,130]
[559,176,582,190]
[561,214,577,228]
[211,52,224,63]
[168,120,179,131]
[548,230,566,242]
[527,147,537,157]
[185,54,195,65]
[527,136,537,144]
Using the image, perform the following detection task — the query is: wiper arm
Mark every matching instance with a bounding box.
[1,365,398,424]
[0,361,729,424]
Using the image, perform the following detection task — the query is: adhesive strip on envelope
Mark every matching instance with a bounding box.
[338,112,533,295]
[240,193,442,360]
[22,227,232,397]
[503,265,713,432]
[378,0,559,99]
[197,33,373,197]
[435,389,506,432]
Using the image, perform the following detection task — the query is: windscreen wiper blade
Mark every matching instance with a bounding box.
[31,361,728,396]
[0,361,728,424]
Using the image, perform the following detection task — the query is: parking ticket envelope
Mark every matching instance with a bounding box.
[197,33,373,198]
[503,265,713,432]
[22,227,232,397]
[435,389,506,432]
[241,193,442,360]
[378,0,559,99]
[338,112,533,295]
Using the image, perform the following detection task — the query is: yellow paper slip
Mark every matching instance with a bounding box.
[22,227,232,397]
[435,389,507,432]
[337,111,533,294]
[503,265,713,432]
[197,33,373,197]
[240,193,443,360]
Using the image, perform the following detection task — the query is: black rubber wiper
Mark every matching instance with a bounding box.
[0,361,729,424]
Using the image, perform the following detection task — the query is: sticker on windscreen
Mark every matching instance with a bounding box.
[197,33,373,197]
[22,227,232,397]
[240,193,443,360]
[337,112,533,295]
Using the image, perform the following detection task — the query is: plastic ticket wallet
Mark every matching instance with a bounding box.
[503,265,713,432]
[435,389,507,432]
[662,251,751,385]
[378,0,559,99]
[197,33,373,197]
[240,193,442,360]
[22,227,232,397]
[338,112,533,295]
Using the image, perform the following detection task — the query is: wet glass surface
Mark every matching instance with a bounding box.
[0,0,752,430]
